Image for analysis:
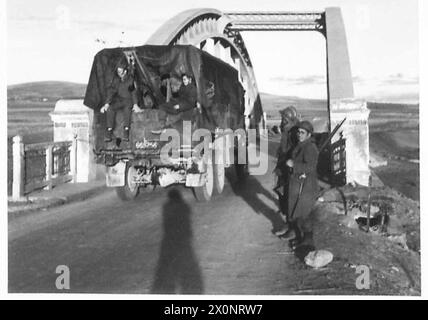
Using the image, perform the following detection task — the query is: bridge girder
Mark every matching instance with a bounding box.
[146,7,356,134]
[224,11,325,32]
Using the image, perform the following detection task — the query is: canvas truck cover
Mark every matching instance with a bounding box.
[84,45,246,133]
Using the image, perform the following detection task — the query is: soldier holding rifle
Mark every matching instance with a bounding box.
[273,106,299,236]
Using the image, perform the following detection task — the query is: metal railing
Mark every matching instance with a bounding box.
[12,135,77,200]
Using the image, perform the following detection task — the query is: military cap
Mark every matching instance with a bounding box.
[297,120,314,134]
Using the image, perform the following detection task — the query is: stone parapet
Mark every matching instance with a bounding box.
[49,99,98,183]
[330,98,371,186]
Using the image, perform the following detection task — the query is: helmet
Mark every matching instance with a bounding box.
[297,120,314,134]
[280,106,298,120]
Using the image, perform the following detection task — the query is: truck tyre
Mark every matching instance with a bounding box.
[116,163,139,201]
[193,154,214,202]
[213,151,225,195]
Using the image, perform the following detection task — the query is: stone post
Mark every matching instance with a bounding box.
[12,135,24,200]
[49,99,98,183]
[325,7,371,186]
[325,7,355,102]
[330,99,371,186]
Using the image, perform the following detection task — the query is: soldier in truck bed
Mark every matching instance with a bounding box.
[159,73,197,115]
[100,60,143,142]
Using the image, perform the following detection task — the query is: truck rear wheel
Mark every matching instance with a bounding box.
[193,154,214,202]
[116,163,139,201]
[213,155,225,195]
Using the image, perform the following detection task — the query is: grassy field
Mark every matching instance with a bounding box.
[364,102,419,200]
[8,101,55,142]
[8,81,86,102]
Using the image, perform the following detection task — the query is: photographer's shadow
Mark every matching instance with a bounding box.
[151,188,204,294]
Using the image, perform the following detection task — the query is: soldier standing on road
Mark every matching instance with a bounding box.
[282,120,319,249]
[273,106,299,236]
[100,59,143,142]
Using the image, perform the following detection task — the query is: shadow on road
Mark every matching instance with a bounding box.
[151,188,204,294]
[227,170,286,234]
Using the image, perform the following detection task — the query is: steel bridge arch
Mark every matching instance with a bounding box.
[146,8,358,132]
[146,8,263,130]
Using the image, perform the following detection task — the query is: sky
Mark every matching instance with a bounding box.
[6,0,420,103]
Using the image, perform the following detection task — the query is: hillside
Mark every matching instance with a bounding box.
[260,94,419,119]
[7,81,87,101]
[260,93,328,119]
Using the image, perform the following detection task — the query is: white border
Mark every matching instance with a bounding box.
[2,0,426,300]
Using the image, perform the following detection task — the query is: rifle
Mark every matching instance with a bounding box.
[319,117,346,152]
[287,174,306,222]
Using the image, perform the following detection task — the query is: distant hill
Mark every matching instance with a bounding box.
[260,93,328,119]
[7,81,86,101]
[367,101,419,112]
[260,93,419,119]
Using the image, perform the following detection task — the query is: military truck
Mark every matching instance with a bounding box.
[84,45,251,201]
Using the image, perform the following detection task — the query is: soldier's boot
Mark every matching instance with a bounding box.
[288,224,303,249]
[104,128,113,142]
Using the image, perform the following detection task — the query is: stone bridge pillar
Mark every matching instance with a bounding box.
[49,99,99,182]
[330,100,371,186]
[325,7,370,186]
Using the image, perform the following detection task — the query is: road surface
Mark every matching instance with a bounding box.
[8,139,344,294]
